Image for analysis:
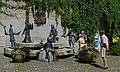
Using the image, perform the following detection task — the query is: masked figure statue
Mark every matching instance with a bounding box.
[49,25,58,43]
[67,29,76,48]
[22,20,33,43]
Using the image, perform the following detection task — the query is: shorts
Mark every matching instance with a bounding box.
[101,47,107,58]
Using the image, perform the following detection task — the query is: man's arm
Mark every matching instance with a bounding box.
[77,38,82,49]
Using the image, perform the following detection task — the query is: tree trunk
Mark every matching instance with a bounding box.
[25,7,30,22]
[55,12,59,27]
[31,5,35,18]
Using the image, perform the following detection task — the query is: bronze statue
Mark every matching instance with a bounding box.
[67,29,75,48]
[22,20,33,43]
[49,25,58,43]
[4,24,21,48]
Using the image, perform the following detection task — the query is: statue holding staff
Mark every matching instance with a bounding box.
[4,24,21,48]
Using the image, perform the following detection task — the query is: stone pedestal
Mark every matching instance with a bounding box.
[4,47,14,56]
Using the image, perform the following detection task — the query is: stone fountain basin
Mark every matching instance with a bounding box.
[4,47,40,57]
[4,42,74,58]
[16,42,44,49]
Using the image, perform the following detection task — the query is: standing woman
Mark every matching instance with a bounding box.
[81,31,87,43]
[100,30,109,69]
[78,34,85,50]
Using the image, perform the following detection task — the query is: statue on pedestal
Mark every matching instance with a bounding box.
[4,24,21,48]
[22,20,33,43]
[49,25,58,43]
[67,29,76,48]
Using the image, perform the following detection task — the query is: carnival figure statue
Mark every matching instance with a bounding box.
[22,20,33,43]
[49,25,58,43]
[67,29,76,48]
[4,24,21,48]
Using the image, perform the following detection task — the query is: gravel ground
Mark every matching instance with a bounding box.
[1,48,120,72]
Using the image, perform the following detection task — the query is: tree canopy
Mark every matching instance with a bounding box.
[1,0,120,41]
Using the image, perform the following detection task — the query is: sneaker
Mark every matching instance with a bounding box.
[103,67,108,69]
[103,66,108,69]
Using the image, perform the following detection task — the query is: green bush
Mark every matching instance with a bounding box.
[110,44,120,56]
[79,51,96,63]
[78,45,97,63]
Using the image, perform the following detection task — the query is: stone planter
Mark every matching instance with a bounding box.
[12,54,25,63]
[11,48,29,63]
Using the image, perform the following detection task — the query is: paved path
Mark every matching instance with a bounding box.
[1,48,120,72]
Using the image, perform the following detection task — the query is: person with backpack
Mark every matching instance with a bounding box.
[44,37,57,63]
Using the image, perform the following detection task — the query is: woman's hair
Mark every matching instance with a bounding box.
[100,30,105,34]
[79,34,82,37]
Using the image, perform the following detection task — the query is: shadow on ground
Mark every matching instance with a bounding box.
[74,57,104,69]
[57,54,73,59]
[90,63,104,69]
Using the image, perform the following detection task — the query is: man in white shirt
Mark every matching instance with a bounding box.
[100,30,109,69]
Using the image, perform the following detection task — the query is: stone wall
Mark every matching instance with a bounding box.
[0,9,69,47]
